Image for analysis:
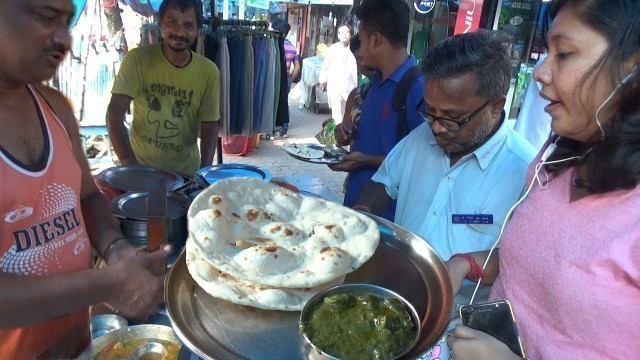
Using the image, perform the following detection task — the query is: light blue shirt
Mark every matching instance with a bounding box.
[371,117,536,261]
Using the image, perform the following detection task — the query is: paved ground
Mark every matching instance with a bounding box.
[223,101,346,202]
[88,99,347,203]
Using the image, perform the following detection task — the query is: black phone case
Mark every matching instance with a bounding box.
[460,301,525,357]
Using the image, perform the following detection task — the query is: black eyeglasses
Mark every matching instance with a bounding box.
[415,99,491,131]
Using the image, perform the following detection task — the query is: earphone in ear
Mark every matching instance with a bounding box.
[594,64,640,140]
[621,65,639,85]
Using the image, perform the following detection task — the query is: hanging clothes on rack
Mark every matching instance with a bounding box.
[252,37,266,133]
[242,34,254,136]
[216,37,231,138]
[260,37,277,133]
[198,18,279,156]
[227,34,245,135]
[272,36,281,129]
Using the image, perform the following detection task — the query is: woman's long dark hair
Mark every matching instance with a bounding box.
[543,0,640,193]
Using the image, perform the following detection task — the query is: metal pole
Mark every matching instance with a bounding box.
[239,0,245,20]
[223,0,229,19]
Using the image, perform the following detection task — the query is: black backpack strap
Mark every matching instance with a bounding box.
[392,65,422,140]
[360,81,372,100]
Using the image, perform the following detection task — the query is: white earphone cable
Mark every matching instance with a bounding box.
[467,67,635,304]
[468,145,582,304]
[594,82,623,140]
[594,66,637,140]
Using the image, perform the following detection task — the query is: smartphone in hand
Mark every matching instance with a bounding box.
[459,300,526,358]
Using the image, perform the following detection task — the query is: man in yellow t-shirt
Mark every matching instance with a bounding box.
[107,0,219,177]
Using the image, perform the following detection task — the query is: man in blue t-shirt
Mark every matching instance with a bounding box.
[330,0,424,220]
[357,30,536,262]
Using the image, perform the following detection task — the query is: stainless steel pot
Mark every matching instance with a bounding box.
[95,165,185,202]
[110,192,189,255]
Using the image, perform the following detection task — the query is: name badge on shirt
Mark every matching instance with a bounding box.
[452,214,493,224]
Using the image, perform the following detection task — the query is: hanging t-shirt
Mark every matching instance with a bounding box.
[112,44,220,176]
[0,86,92,359]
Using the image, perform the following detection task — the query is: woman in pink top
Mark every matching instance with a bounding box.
[446,0,640,359]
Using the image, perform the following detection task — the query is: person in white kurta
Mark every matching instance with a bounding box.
[513,54,552,151]
[319,25,358,124]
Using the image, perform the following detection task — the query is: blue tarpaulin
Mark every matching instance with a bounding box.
[71,0,163,28]
[123,0,163,16]
[126,0,164,11]
[150,0,163,10]
[130,0,165,10]
[71,0,87,28]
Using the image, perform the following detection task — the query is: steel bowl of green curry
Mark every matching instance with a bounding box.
[300,283,421,360]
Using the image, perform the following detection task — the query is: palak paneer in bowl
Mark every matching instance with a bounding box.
[300,283,421,360]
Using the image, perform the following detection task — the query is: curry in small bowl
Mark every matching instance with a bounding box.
[300,283,421,360]
[91,324,181,360]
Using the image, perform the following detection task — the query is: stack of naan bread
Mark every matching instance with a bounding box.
[186,178,380,311]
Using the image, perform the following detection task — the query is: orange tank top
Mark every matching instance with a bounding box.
[0,86,92,359]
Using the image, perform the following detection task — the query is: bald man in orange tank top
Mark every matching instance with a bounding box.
[0,1,171,358]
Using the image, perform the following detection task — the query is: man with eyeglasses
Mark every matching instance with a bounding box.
[355,30,536,266]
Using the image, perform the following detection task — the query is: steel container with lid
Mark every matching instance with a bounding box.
[110,191,189,256]
[95,165,185,202]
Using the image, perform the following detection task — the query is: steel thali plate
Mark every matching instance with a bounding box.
[165,214,453,360]
[281,143,347,165]
[110,192,189,221]
[97,165,184,192]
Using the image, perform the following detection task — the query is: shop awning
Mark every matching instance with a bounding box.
[279,0,353,5]
[309,0,352,4]
[71,0,86,28]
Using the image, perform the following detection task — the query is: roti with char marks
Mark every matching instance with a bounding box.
[188,178,380,288]
[185,240,346,311]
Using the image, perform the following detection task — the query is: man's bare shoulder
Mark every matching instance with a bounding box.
[32,84,79,131]
[32,84,71,106]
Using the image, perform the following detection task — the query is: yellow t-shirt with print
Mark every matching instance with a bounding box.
[112,44,220,176]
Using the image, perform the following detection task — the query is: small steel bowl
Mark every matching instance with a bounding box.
[91,324,180,358]
[323,145,349,158]
[133,340,168,360]
[91,314,128,341]
[299,283,421,360]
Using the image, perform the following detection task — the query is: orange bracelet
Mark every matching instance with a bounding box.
[451,253,484,281]
[352,205,371,213]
